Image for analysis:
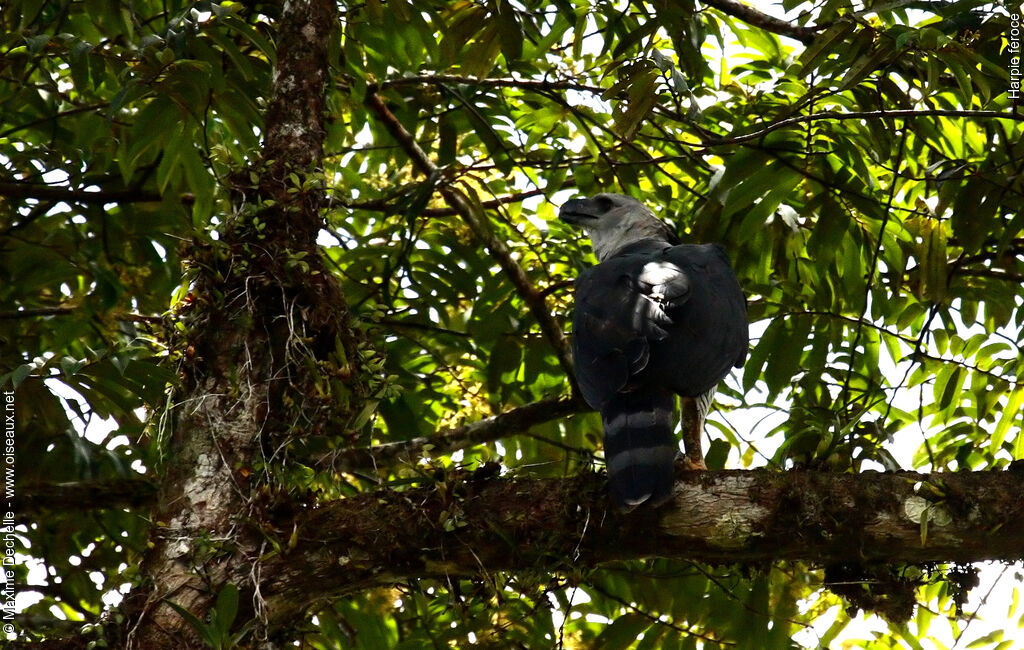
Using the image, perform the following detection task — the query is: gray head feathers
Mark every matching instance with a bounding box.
[558,193,678,260]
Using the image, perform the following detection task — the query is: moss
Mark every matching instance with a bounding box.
[708,511,764,549]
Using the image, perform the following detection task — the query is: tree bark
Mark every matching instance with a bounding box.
[25,464,1024,647]
[123,1,359,647]
[257,467,1024,622]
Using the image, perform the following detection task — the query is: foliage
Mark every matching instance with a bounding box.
[1,0,1023,647]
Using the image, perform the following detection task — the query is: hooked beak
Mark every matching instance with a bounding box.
[558,197,605,226]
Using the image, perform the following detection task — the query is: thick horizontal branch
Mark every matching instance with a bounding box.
[319,395,585,471]
[261,468,1024,620]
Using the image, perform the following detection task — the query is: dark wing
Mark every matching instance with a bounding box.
[648,244,747,396]
[571,243,746,409]
[571,247,691,410]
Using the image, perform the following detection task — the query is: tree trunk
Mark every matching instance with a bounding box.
[123,1,364,647]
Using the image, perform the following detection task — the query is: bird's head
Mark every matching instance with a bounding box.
[558,193,676,261]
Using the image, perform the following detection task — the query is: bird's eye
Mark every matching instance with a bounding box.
[595,196,615,213]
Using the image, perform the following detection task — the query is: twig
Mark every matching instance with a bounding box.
[0,306,164,323]
[842,125,908,407]
[700,110,1024,147]
[336,186,572,217]
[382,74,607,95]
[701,0,822,44]
[18,479,157,513]
[365,89,576,380]
[319,395,585,471]
[0,181,161,204]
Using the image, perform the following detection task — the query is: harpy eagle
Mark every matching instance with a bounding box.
[559,193,748,509]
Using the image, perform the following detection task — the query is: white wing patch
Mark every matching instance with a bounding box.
[638,261,689,304]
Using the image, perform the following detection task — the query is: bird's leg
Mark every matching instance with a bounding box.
[679,396,707,470]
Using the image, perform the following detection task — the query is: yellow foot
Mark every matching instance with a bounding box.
[680,455,707,471]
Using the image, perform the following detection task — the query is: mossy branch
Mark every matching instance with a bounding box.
[261,468,1024,620]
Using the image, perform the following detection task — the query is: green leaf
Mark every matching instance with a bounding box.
[212,583,239,637]
[8,365,33,388]
[25,34,51,54]
[839,39,896,90]
[935,365,965,415]
[731,166,802,240]
[496,9,523,63]
[705,438,730,470]
[797,20,856,75]
[60,357,87,377]
[952,177,995,253]
[486,338,522,395]
[163,598,218,647]
[613,67,658,141]
[921,217,947,302]
[651,48,672,72]
[966,629,1004,647]
[994,388,1024,454]
[592,613,650,650]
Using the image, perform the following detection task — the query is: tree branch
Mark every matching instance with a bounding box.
[700,0,822,44]
[953,267,1024,283]
[382,74,607,95]
[319,395,586,471]
[0,307,74,319]
[0,102,110,139]
[335,186,574,217]
[262,468,1024,620]
[0,306,163,323]
[17,399,586,514]
[0,181,161,204]
[700,110,1024,147]
[365,89,576,381]
[17,479,157,514]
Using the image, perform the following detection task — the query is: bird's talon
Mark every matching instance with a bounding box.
[680,456,708,471]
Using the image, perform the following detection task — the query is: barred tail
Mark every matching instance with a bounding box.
[601,391,677,509]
